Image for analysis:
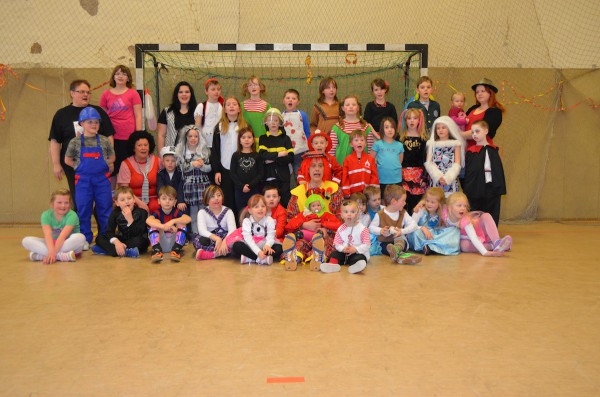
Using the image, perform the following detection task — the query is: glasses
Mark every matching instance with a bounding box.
[72,90,91,95]
[247,83,260,88]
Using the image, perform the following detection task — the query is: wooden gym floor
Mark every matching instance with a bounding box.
[0,222,598,396]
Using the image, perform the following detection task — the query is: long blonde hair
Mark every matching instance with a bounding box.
[219,97,247,134]
[399,108,427,142]
[424,187,446,223]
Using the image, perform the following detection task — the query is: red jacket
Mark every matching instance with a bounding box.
[270,204,287,240]
[285,211,342,234]
[341,151,379,196]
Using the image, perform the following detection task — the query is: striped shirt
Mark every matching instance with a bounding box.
[329,120,375,156]
[243,99,268,113]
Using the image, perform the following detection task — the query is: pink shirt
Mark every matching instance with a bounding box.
[100,88,141,140]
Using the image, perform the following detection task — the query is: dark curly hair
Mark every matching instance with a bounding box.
[127,130,156,157]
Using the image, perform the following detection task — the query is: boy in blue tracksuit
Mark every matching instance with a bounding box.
[64,106,115,245]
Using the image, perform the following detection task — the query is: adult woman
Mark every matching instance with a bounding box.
[100,65,142,176]
[117,131,161,214]
[283,154,344,271]
[156,81,197,154]
[463,78,505,148]
[49,79,115,208]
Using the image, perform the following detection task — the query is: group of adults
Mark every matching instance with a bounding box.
[49,71,502,260]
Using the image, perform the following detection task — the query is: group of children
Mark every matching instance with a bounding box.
[23,74,512,273]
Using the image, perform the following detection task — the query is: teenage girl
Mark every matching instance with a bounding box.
[309,77,339,135]
[371,116,404,199]
[399,108,428,213]
[408,187,460,255]
[22,189,86,263]
[230,127,264,212]
[364,78,398,135]
[210,97,249,216]
[424,116,465,197]
[241,76,271,143]
[231,194,283,265]
[329,95,379,165]
[175,125,211,234]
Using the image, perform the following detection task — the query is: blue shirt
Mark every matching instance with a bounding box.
[372,139,404,184]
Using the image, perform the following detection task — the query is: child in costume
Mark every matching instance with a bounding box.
[364,78,398,135]
[258,108,294,207]
[194,78,223,149]
[285,193,342,244]
[341,130,379,197]
[230,127,264,212]
[64,106,115,247]
[175,125,211,234]
[329,95,379,165]
[442,192,512,256]
[310,77,339,135]
[407,76,441,132]
[369,185,421,265]
[424,116,465,197]
[241,76,271,143]
[232,194,283,265]
[194,185,238,260]
[22,189,86,263]
[371,116,404,198]
[463,120,507,226]
[282,89,310,180]
[399,108,429,213]
[448,92,468,131]
[296,131,342,185]
[156,146,185,212]
[320,199,370,274]
[408,187,460,255]
[92,186,149,258]
[146,186,191,263]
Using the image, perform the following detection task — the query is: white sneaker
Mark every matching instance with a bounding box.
[348,260,367,274]
[257,256,273,266]
[56,251,77,262]
[240,255,254,264]
[83,241,90,251]
[320,262,341,273]
[29,252,44,261]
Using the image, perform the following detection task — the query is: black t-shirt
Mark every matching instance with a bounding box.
[158,108,195,131]
[401,136,427,167]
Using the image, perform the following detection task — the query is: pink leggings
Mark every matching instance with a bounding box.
[460,212,500,253]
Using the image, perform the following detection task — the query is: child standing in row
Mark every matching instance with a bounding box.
[424,116,465,197]
[176,125,211,233]
[369,185,421,264]
[232,194,283,265]
[64,106,115,248]
[241,76,270,143]
[399,108,428,213]
[194,78,223,148]
[463,120,507,226]
[448,92,468,131]
[364,78,398,135]
[93,186,149,258]
[156,146,185,211]
[310,77,339,135]
[407,76,440,132]
[330,95,378,165]
[146,186,191,263]
[371,117,404,198]
[282,89,310,180]
[341,130,379,197]
[230,127,264,212]
[258,108,294,207]
[194,185,238,260]
[320,199,369,274]
[22,189,86,263]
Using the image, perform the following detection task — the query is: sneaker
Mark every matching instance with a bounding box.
[195,249,215,260]
[29,252,44,261]
[348,260,367,274]
[125,247,140,258]
[493,236,513,253]
[396,252,422,265]
[310,233,325,271]
[320,262,341,273]
[83,241,90,251]
[386,244,400,262]
[151,248,163,263]
[282,233,298,271]
[170,248,183,263]
[91,245,108,255]
[56,251,77,262]
[240,255,254,264]
[257,255,273,266]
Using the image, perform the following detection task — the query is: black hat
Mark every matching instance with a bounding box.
[471,78,498,93]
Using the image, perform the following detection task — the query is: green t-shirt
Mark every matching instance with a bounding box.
[40,209,80,240]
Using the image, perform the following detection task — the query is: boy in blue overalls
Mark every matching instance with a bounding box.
[65,107,115,246]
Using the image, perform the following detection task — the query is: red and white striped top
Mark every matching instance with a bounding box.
[243,99,268,113]
[329,120,375,156]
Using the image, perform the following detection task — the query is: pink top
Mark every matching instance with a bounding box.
[100,88,141,141]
